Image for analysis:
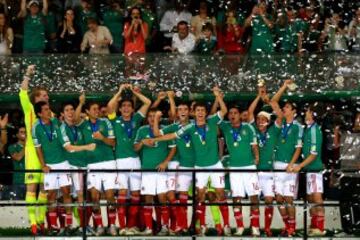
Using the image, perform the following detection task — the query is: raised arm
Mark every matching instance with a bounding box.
[75,93,85,124]
[210,96,219,115]
[213,86,227,119]
[0,114,8,150]
[153,111,163,137]
[107,84,126,115]
[167,91,176,121]
[132,85,152,116]
[21,65,36,91]
[269,100,283,126]
[18,0,27,18]
[271,79,293,103]
[248,87,263,122]
[151,91,167,109]
[42,0,48,15]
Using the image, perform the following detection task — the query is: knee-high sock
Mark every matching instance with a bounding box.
[25,192,37,225]
[196,203,206,226]
[117,193,127,229]
[264,206,274,230]
[143,206,153,230]
[127,195,140,228]
[218,199,229,226]
[250,209,260,228]
[37,192,47,224]
[169,200,177,231]
[234,208,244,228]
[178,193,188,229]
[210,205,221,226]
[57,206,66,228]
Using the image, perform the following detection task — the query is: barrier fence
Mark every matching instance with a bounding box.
[0,168,359,239]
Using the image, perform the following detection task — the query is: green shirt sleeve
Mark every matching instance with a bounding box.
[207,112,223,125]
[134,127,144,144]
[8,144,18,155]
[59,124,70,147]
[175,123,193,139]
[161,123,178,135]
[247,124,258,145]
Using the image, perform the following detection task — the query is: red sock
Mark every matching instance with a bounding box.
[161,206,170,227]
[264,206,274,230]
[169,200,177,231]
[250,209,260,228]
[196,203,206,226]
[316,215,325,231]
[78,207,84,227]
[127,195,140,228]
[86,207,92,226]
[178,193,188,229]
[49,211,58,228]
[311,215,317,229]
[108,208,117,226]
[143,207,153,230]
[219,199,229,226]
[66,213,73,227]
[46,211,50,228]
[93,211,103,227]
[288,217,296,230]
[234,209,244,228]
[137,206,145,229]
[282,214,289,229]
[117,194,127,228]
[58,206,66,228]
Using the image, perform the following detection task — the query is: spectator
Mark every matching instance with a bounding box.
[17,0,48,54]
[8,126,26,200]
[0,13,13,55]
[123,7,148,55]
[245,3,274,54]
[348,8,360,52]
[44,2,59,53]
[217,9,245,54]
[0,0,8,14]
[196,22,217,54]
[275,8,306,53]
[159,0,192,48]
[303,8,322,52]
[190,1,216,41]
[80,17,113,54]
[139,0,159,52]
[75,0,97,37]
[164,21,195,54]
[58,8,82,53]
[0,114,7,154]
[103,0,125,53]
[322,13,348,51]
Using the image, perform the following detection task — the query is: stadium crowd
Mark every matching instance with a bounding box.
[0,64,359,238]
[0,0,359,55]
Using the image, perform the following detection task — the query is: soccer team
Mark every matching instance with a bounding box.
[20,65,325,237]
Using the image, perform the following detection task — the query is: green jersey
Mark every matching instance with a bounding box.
[76,9,97,36]
[276,18,306,53]
[78,118,115,164]
[32,118,65,165]
[302,123,323,170]
[275,120,303,163]
[219,121,257,167]
[103,9,124,48]
[161,122,195,168]
[176,113,222,167]
[8,143,25,185]
[59,122,87,167]
[253,123,281,170]
[110,112,144,159]
[250,15,274,54]
[134,125,176,169]
[23,14,46,52]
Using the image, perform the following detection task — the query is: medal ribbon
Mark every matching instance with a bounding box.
[39,119,53,142]
[182,134,191,145]
[66,124,78,142]
[123,118,133,138]
[195,124,206,143]
[89,120,99,133]
[232,124,242,144]
[149,127,154,138]
[281,122,293,142]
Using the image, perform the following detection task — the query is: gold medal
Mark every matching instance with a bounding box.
[186,142,190,148]
[233,142,238,147]
[202,141,206,145]
[282,139,286,143]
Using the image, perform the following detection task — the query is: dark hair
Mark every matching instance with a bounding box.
[87,17,98,25]
[193,102,207,111]
[119,98,135,108]
[284,101,297,110]
[30,86,48,104]
[308,102,325,122]
[61,102,75,113]
[84,101,99,111]
[177,101,190,108]
[0,13,9,39]
[177,20,188,28]
[202,22,213,33]
[34,101,48,117]
[228,105,241,113]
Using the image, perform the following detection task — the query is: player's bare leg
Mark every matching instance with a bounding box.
[276,194,289,235]
[284,196,296,236]
[308,193,325,236]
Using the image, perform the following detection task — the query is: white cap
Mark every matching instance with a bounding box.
[257,111,271,121]
[28,0,40,8]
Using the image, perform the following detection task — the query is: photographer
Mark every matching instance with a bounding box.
[123,7,148,55]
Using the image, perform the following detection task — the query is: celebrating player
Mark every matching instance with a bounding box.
[74,94,117,236]
[293,104,325,236]
[107,84,151,235]
[134,108,177,236]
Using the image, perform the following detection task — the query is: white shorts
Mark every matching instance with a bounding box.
[177,166,193,192]
[274,161,298,197]
[230,165,260,197]
[115,157,141,191]
[44,161,72,191]
[195,161,225,189]
[69,164,86,193]
[306,173,323,194]
[167,161,179,191]
[87,160,117,191]
[141,173,168,195]
[258,172,275,197]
